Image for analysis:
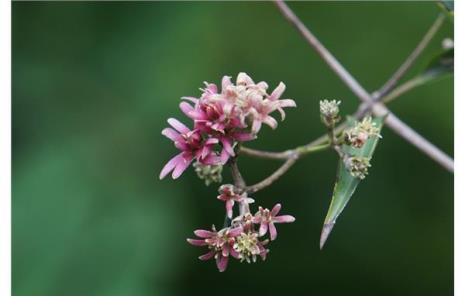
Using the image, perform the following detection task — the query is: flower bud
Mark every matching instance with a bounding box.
[193,161,223,186]
[344,156,371,179]
[320,100,341,127]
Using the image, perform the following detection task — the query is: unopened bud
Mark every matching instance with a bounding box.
[320,100,341,127]
[194,161,223,186]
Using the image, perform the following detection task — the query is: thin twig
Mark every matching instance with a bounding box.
[373,13,445,100]
[274,0,453,172]
[230,158,246,189]
[245,155,298,194]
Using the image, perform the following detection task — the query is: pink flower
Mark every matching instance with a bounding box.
[160,73,296,178]
[253,203,295,241]
[187,225,243,272]
[217,184,254,218]
[159,118,219,179]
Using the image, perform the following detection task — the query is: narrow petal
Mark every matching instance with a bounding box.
[236,72,254,85]
[221,138,235,156]
[159,153,183,179]
[219,148,231,164]
[202,154,221,165]
[221,76,232,93]
[273,215,295,223]
[231,132,255,142]
[269,82,286,101]
[271,203,282,216]
[263,116,278,129]
[172,154,193,179]
[181,96,199,104]
[251,120,262,134]
[199,250,215,261]
[230,247,240,259]
[259,222,268,237]
[269,222,277,241]
[161,128,180,142]
[179,102,194,117]
[226,201,234,219]
[187,238,206,246]
[194,229,215,238]
[216,255,229,272]
[168,118,190,134]
[278,98,296,108]
[228,226,243,237]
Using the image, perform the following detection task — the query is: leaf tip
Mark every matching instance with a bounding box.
[319,222,335,250]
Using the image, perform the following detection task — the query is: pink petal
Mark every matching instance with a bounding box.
[228,226,243,237]
[271,203,282,216]
[179,102,194,116]
[194,229,215,238]
[251,120,262,134]
[159,153,183,179]
[202,154,221,165]
[226,200,234,218]
[231,132,255,142]
[167,118,190,134]
[269,222,277,241]
[181,96,199,104]
[172,154,193,179]
[205,137,219,145]
[161,128,180,142]
[269,82,286,101]
[199,250,215,261]
[263,116,278,129]
[278,98,296,108]
[259,222,268,237]
[257,81,269,90]
[216,255,229,272]
[204,82,218,94]
[220,138,235,156]
[273,215,295,223]
[219,148,231,164]
[187,238,206,246]
[221,76,232,93]
[230,247,240,259]
[236,72,254,85]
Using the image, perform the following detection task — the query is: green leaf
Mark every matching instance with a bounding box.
[320,116,384,249]
[422,47,453,81]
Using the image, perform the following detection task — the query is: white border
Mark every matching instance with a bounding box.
[1,1,11,295]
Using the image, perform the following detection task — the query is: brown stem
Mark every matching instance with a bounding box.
[245,154,298,194]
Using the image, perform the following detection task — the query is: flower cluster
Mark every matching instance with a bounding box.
[188,197,295,272]
[160,73,296,179]
[344,156,371,179]
[344,116,381,148]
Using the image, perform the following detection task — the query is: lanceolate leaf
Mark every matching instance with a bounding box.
[422,48,453,81]
[320,116,384,249]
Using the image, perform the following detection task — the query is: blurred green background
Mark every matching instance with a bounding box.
[12,2,453,296]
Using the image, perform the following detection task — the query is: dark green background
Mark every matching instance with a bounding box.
[12,2,453,296]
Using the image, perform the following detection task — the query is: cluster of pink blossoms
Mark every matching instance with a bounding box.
[159,72,296,179]
[188,184,295,272]
[160,73,296,272]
